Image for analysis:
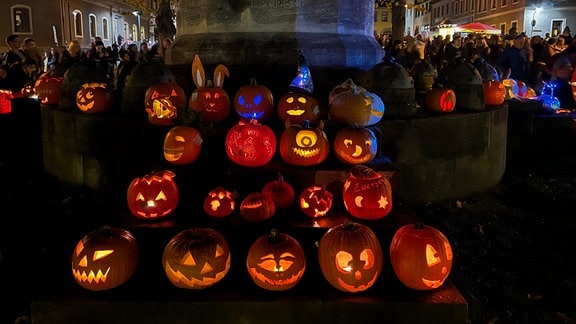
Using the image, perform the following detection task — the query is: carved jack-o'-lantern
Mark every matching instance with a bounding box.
[483,81,506,106]
[502,78,519,100]
[240,192,276,222]
[277,92,321,124]
[343,165,393,220]
[0,90,14,114]
[299,185,333,218]
[234,77,274,121]
[163,126,203,165]
[262,173,295,209]
[225,119,277,167]
[424,88,456,113]
[162,228,231,290]
[188,55,230,123]
[34,75,63,105]
[203,186,235,218]
[390,224,453,290]
[279,120,330,167]
[246,229,306,291]
[318,222,383,293]
[145,82,186,126]
[329,79,385,126]
[71,226,139,291]
[126,170,179,220]
[333,125,378,165]
[76,82,113,114]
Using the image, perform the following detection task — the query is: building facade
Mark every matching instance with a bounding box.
[412,0,576,38]
[1,0,153,53]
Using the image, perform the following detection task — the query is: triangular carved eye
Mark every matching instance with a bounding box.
[93,250,114,261]
[151,90,159,99]
[215,244,225,257]
[155,191,167,201]
[75,242,85,256]
[170,89,178,96]
[181,252,196,266]
[426,244,441,267]
[201,263,213,274]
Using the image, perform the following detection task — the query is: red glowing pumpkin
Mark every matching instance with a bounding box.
[225,119,277,167]
[203,186,236,218]
[0,90,14,114]
[299,185,333,218]
[424,88,456,113]
[261,173,295,209]
[342,165,393,220]
[483,81,506,106]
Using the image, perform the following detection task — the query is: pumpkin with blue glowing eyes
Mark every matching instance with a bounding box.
[163,126,203,165]
[71,226,139,291]
[279,120,329,167]
[126,170,179,220]
[333,125,378,165]
[144,82,186,126]
[234,77,274,121]
[390,223,453,290]
[277,92,321,124]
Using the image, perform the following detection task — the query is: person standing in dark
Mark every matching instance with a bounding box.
[497,34,528,82]
[2,34,28,91]
[116,48,137,92]
[546,54,576,110]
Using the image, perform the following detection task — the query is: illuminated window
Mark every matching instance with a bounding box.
[89,14,97,39]
[73,10,83,38]
[11,5,32,34]
[102,18,109,40]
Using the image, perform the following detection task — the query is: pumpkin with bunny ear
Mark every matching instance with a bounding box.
[188,55,231,123]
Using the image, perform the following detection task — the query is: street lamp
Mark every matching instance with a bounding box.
[133,10,142,42]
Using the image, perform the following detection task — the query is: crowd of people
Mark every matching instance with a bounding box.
[376,26,576,109]
[0,34,171,94]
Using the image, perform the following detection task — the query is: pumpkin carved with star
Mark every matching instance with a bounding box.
[342,165,393,220]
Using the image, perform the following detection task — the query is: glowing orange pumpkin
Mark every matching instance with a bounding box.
[390,223,453,290]
[329,79,385,126]
[240,192,276,222]
[246,229,306,291]
[126,170,179,220]
[299,185,333,218]
[279,120,329,167]
[483,81,506,106]
[76,82,113,113]
[145,82,186,126]
[277,91,321,124]
[162,228,231,289]
[188,54,230,123]
[318,222,383,293]
[424,88,456,113]
[333,125,378,165]
[203,186,235,218]
[34,75,63,105]
[71,226,139,291]
[163,126,203,165]
[342,165,393,220]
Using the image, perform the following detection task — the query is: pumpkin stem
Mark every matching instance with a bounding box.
[269,228,280,241]
[413,223,426,230]
[250,77,257,86]
[343,222,357,231]
[277,172,285,183]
